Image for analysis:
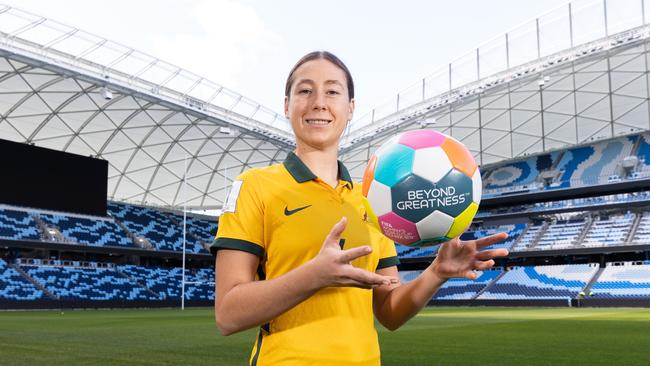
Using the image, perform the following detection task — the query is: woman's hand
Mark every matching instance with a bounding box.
[431,233,509,280]
[310,217,398,289]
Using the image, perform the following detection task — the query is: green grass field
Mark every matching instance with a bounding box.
[0,307,648,365]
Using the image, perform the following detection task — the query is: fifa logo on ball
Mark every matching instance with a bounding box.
[361,130,481,247]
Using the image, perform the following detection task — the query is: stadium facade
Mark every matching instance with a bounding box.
[1,0,650,309]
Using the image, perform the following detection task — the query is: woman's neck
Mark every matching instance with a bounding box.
[295,145,339,188]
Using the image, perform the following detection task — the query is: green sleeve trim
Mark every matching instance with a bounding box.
[377,256,400,270]
[210,237,264,259]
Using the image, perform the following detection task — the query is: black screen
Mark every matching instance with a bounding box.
[0,139,108,216]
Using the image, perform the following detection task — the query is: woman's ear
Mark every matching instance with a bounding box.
[284,96,290,118]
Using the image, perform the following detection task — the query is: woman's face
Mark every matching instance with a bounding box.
[284,58,355,151]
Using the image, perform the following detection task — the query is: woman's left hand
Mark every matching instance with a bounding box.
[431,233,509,280]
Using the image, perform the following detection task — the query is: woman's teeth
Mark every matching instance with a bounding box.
[306,119,331,125]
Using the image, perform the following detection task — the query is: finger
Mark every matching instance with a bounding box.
[463,270,478,280]
[339,276,399,289]
[323,217,348,247]
[476,248,509,260]
[474,232,508,250]
[339,245,372,263]
[473,259,495,271]
[346,267,394,286]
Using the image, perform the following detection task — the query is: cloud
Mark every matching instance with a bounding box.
[150,0,280,93]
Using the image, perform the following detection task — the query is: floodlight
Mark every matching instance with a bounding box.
[100,86,113,100]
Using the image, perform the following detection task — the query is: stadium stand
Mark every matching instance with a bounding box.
[0,208,40,241]
[3,256,650,307]
[398,270,421,283]
[590,262,650,298]
[460,224,526,251]
[107,202,207,253]
[535,218,588,251]
[483,152,560,193]
[477,264,599,300]
[482,133,649,195]
[118,264,214,300]
[0,202,216,254]
[22,264,159,301]
[549,146,594,189]
[581,213,635,248]
[395,244,439,259]
[631,212,650,245]
[633,133,650,178]
[510,222,545,252]
[476,192,650,218]
[570,137,635,187]
[433,269,503,300]
[164,212,217,250]
[118,264,183,300]
[0,258,44,300]
[37,213,135,248]
[184,268,215,301]
[1,260,216,302]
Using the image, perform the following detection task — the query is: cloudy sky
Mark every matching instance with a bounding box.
[3,0,570,118]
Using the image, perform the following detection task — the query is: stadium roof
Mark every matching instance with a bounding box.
[340,0,650,177]
[0,3,294,209]
[1,0,649,209]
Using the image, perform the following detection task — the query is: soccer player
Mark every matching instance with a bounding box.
[212,51,509,365]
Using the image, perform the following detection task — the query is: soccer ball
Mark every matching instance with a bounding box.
[361,130,481,247]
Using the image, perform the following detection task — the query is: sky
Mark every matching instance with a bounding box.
[2,0,571,119]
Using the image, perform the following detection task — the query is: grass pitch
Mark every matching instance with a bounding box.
[0,307,648,365]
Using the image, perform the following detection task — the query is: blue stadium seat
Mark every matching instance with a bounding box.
[535,219,587,251]
[478,264,598,300]
[0,208,40,241]
[165,212,217,254]
[582,213,634,248]
[399,269,503,300]
[460,223,526,251]
[117,264,214,300]
[0,259,45,300]
[23,265,159,300]
[38,213,135,248]
[434,270,502,300]
[108,202,205,253]
[633,133,650,178]
[590,263,650,298]
[553,146,594,188]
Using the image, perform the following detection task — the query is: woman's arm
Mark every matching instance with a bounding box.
[372,233,509,331]
[215,217,397,335]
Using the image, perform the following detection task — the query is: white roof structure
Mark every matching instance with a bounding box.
[0,4,293,209]
[341,0,650,178]
[1,0,649,210]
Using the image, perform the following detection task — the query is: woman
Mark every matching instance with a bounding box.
[212,51,508,366]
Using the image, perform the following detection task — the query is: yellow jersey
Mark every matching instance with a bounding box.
[212,152,399,366]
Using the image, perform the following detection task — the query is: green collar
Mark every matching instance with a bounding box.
[283,152,353,188]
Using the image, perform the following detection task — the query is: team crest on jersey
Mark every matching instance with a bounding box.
[223,180,243,213]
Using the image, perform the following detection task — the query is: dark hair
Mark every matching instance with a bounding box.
[284,51,354,101]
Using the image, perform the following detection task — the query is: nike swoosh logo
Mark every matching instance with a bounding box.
[284,205,312,216]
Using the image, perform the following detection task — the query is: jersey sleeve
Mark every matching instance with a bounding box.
[210,170,265,259]
[376,235,400,270]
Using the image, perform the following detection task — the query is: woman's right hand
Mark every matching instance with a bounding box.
[310,217,398,289]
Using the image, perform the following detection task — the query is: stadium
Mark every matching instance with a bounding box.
[1,1,650,365]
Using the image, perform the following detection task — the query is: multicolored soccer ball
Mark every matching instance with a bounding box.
[361,130,481,247]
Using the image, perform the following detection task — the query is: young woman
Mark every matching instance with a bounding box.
[212,51,508,366]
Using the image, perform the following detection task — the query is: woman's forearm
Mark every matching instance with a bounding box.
[375,265,446,331]
[216,259,323,335]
